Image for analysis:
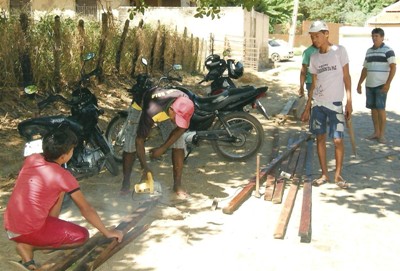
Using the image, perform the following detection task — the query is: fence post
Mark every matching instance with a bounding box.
[53,15,61,92]
[19,12,33,90]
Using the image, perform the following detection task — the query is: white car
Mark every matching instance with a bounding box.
[268,39,294,62]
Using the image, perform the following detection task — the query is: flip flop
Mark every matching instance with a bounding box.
[312,178,328,187]
[9,260,37,270]
[366,134,378,140]
[335,180,349,189]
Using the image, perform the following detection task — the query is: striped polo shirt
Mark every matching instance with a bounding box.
[363,43,396,88]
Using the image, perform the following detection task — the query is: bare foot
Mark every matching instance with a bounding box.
[173,185,189,199]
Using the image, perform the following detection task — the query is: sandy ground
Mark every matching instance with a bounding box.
[1,56,400,271]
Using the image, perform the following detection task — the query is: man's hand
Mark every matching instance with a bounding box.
[382,83,390,93]
[149,146,166,159]
[356,84,362,94]
[298,86,305,97]
[106,229,123,243]
[345,102,353,120]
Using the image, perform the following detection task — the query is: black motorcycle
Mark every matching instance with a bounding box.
[18,52,119,179]
[201,54,270,119]
[106,58,267,161]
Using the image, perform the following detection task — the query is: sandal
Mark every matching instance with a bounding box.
[9,259,37,270]
[312,178,328,187]
[335,180,349,189]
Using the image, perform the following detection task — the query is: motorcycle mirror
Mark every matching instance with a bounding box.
[83,52,95,61]
[173,64,182,71]
[24,85,38,95]
[141,58,148,66]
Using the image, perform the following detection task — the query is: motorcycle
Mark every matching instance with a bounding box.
[106,58,267,161]
[18,52,119,179]
[201,54,270,119]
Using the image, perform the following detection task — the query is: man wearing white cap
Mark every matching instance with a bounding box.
[301,20,353,189]
[136,87,194,197]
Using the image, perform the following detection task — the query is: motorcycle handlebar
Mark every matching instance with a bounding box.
[38,94,70,110]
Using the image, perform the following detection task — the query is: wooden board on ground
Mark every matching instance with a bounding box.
[291,96,307,121]
[264,127,280,201]
[38,197,159,271]
[273,142,307,239]
[299,137,315,243]
[272,136,299,204]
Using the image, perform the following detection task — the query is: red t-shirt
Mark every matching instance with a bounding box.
[4,153,80,235]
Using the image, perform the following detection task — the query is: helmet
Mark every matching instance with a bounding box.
[205,54,226,72]
[227,59,244,79]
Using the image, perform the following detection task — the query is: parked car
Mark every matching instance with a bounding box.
[268,39,294,62]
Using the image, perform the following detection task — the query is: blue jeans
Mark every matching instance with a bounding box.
[366,85,387,109]
[310,102,344,139]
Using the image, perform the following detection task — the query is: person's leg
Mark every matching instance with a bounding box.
[315,133,329,182]
[366,87,379,139]
[377,109,387,142]
[369,108,379,139]
[171,148,186,196]
[375,87,388,143]
[310,105,329,185]
[121,151,136,192]
[15,243,35,269]
[120,107,141,193]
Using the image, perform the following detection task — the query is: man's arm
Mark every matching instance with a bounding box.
[299,64,308,97]
[382,63,396,93]
[343,63,352,119]
[71,190,123,242]
[357,67,367,94]
[150,126,186,159]
[301,73,316,122]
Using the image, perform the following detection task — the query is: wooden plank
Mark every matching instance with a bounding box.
[272,136,300,204]
[90,224,151,270]
[299,138,314,243]
[273,143,306,239]
[299,179,312,243]
[264,128,280,201]
[222,132,311,215]
[38,197,159,271]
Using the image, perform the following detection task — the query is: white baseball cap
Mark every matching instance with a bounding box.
[308,21,329,33]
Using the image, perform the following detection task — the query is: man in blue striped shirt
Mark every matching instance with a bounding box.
[357,28,396,144]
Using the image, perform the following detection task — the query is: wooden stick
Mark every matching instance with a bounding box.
[264,128,280,201]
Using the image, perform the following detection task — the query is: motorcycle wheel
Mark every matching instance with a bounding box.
[210,111,264,161]
[105,114,127,162]
[104,152,119,176]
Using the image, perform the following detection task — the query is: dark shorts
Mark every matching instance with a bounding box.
[366,85,387,109]
[10,216,89,248]
[310,102,345,139]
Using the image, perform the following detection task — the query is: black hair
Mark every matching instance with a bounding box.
[372,28,385,37]
[42,126,78,161]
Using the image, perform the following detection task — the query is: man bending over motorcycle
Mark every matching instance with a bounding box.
[135,87,194,198]
[4,127,123,270]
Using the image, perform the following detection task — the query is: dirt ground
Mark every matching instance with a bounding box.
[1,56,400,271]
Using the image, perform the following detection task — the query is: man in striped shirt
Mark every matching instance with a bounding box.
[357,28,396,144]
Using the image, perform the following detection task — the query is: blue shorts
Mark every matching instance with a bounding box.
[310,102,345,139]
[366,85,387,109]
